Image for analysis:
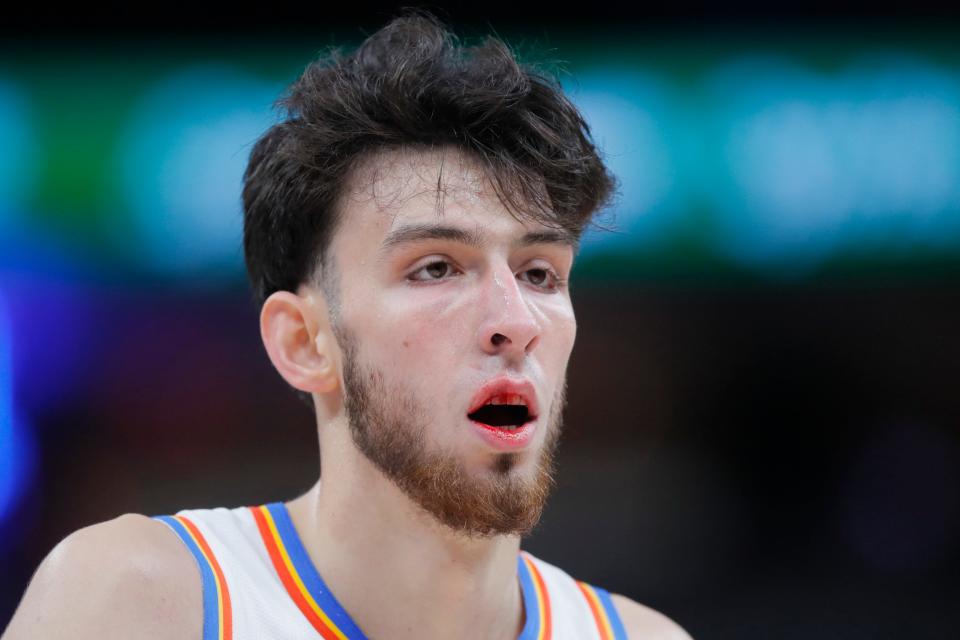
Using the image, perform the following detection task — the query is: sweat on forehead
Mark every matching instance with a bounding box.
[338,146,560,229]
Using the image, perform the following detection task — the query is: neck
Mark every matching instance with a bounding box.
[285,432,526,640]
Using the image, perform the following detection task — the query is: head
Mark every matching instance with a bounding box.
[244,14,615,538]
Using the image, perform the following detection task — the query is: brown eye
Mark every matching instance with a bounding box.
[519,266,559,290]
[425,261,449,278]
[408,259,458,282]
[526,268,548,286]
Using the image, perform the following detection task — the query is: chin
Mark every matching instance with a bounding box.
[489,451,549,482]
[490,451,521,475]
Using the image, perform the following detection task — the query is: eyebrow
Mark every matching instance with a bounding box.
[378,224,577,257]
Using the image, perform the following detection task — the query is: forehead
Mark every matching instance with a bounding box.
[336,147,561,240]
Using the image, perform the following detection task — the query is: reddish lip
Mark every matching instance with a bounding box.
[467,377,539,418]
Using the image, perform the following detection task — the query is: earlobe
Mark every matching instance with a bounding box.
[260,290,340,395]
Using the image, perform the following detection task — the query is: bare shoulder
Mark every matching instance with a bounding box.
[610,593,693,640]
[2,513,201,640]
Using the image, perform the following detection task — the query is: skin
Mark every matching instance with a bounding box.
[3,147,690,639]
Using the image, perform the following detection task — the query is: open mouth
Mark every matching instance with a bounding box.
[467,394,533,430]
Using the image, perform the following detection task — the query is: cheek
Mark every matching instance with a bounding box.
[377,288,474,370]
[556,310,577,354]
[534,297,577,356]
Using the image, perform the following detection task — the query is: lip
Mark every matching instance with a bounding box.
[466,377,540,418]
[465,377,540,452]
[467,416,538,451]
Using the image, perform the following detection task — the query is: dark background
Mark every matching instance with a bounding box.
[2,3,959,638]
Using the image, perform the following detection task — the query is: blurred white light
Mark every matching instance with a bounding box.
[706,55,960,272]
[115,65,281,280]
[839,59,960,238]
[566,71,677,255]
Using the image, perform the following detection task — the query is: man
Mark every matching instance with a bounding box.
[4,14,690,639]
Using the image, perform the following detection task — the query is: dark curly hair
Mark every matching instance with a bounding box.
[242,12,615,309]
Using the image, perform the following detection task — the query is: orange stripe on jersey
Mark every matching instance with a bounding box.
[250,505,347,640]
[174,515,234,640]
[522,553,553,640]
[577,581,615,640]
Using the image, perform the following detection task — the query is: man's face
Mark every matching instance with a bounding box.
[325,148,578,537]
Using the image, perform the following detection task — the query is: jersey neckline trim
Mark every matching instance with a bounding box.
[251,503,366,639]
[250,501,550,639]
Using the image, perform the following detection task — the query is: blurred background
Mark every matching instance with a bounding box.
[2,3,959,637]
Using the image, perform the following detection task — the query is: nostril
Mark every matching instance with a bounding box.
[491,333,508,346]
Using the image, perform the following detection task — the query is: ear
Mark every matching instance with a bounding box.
[260,288,340,395]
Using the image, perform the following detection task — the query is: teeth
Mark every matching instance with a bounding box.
[486,393,526,406]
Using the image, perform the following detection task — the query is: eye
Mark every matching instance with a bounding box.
[518,266,564,291]
[408,259,459,282]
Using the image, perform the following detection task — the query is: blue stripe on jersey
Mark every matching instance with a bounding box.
[516,554,541,640]
[155,515,220,640]
[594,586,629,640]
[265,502,369,639]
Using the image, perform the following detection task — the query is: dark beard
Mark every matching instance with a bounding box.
[335,326,564,538]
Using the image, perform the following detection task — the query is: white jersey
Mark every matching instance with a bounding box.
[155,503,627,640]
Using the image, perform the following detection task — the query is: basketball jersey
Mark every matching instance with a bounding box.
[154,503,628,640]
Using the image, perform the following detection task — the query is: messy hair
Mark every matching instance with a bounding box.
[242,12,615,308]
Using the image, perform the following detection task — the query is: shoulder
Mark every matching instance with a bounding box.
[3,513,201,640]
[609,593,693,640]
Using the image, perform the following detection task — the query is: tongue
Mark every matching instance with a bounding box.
[468,404,528,427]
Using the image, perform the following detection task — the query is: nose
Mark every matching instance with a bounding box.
[477,264,542,361]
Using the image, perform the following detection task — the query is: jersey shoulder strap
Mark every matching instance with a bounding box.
[153,504,319,640]
[154,509,237,640]
[521,551,629,640]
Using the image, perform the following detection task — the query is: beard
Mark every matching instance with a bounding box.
[335,325,565,538]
